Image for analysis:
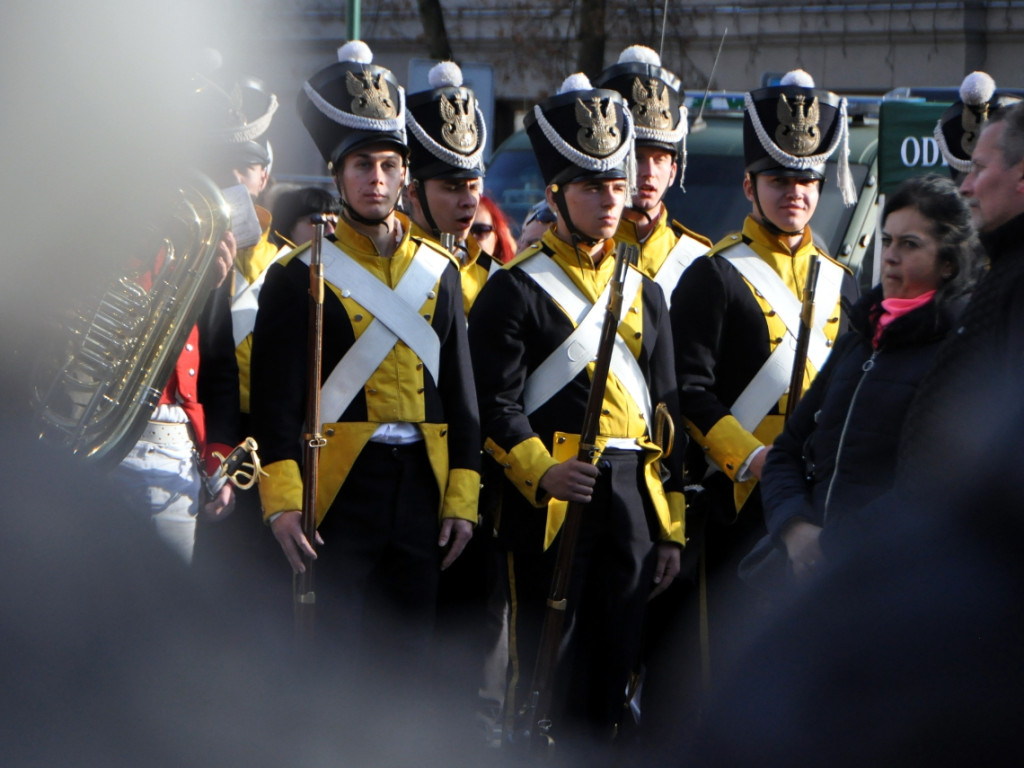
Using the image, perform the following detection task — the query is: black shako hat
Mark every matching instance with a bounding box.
[297,40,407,171]
[595,44,687,177]
[743,69,856,206]
[191,51,279,176]
[406,61,486,181]
[525,72,635,189]
[935,71,1022,174]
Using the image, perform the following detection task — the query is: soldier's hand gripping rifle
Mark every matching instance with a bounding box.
[517,242,638,754]
[785,255,821,421]
[295,215,329,640]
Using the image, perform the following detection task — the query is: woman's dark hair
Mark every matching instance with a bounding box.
[882,174,984,301]
[270,186,341,247]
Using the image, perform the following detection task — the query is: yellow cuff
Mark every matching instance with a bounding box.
[688,415,763,482]
[484,435,558,508]
[258,459,303,522]
[443,467,481,524]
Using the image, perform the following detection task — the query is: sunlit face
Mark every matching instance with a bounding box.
[631,145,677,213]
[880,206,948,300]
[470,205,496,255]
[744,173,820,234]
[412,177,482,241]
[960,120,1024,233]
[233,163,269,198]
[334,146,405,222]
[549,177,628,245]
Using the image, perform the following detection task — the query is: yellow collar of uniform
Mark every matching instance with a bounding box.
[335,210,412,259]
[541,229,618,303]
[743,214,815,257]
[616,205,669,246]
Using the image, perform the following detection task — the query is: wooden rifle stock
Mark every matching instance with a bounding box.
[295,215,328,640]
[785,255,821,421]
[519,242,638,753]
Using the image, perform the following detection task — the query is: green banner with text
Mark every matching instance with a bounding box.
[878,101,952,194]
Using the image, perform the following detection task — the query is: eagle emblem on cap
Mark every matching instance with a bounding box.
[776,93,821,156]
[960,104,989,156]
[631,77,672,130]
[575,96,620,156]
[346,70,397,119]
[439,92,478,153]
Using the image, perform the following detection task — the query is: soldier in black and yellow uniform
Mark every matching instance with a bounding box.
[469,73,685,750]
[250,41,480,669]
[405,60,495,315]
[596,45,711,303]
[668,69,859,693]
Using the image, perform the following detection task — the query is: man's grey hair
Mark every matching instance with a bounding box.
[989,101,1024,169]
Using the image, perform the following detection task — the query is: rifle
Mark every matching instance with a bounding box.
[517,242,638,754]
[785,255,821,421]
[295,215,328,640]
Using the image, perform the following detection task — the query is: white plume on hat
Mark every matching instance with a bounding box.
[780,69,815,88]
[338,40,373,64]
[618,45,661,66]
[559,73,593,94]
[428,61,463,88]
[960,71,996,106]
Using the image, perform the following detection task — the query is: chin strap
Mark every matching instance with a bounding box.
[411,178,442,238]
[551,184,601,249]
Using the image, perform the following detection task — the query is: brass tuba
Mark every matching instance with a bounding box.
[32,171,231,467]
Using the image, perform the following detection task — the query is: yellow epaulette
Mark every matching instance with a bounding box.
[670,219,713,249]
[819,248,855,275]
[409,234,462,270]
[706,231,745,258]
[503,239,548,270]
[275,241,310,267]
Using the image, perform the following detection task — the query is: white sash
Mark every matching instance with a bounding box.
[723,243,844,432]
[519,254,651,426]
[653,234,708,307]
[230,246,291,349]
[304,241,449,423]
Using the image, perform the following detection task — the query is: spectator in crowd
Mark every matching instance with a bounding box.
[270,186,340,249]
[471,195,517,264]
[751,175,981,586]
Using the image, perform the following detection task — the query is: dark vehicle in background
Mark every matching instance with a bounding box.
[485,93,885,287]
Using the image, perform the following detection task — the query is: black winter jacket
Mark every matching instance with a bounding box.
[760,284,958,547]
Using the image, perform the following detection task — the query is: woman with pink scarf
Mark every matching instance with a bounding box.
[753,175,985,585]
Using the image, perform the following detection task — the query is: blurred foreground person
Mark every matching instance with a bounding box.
[251,41,479,672]
[754,175,981,587]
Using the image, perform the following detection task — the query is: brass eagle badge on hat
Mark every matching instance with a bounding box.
[576,96,621,156]
[346,69,398,120]
[776,93,822,156]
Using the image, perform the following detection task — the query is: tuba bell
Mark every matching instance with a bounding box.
[31,171,231,468]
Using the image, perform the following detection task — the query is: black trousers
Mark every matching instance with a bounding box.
[505,449,659,746]
[315,440,441,680]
